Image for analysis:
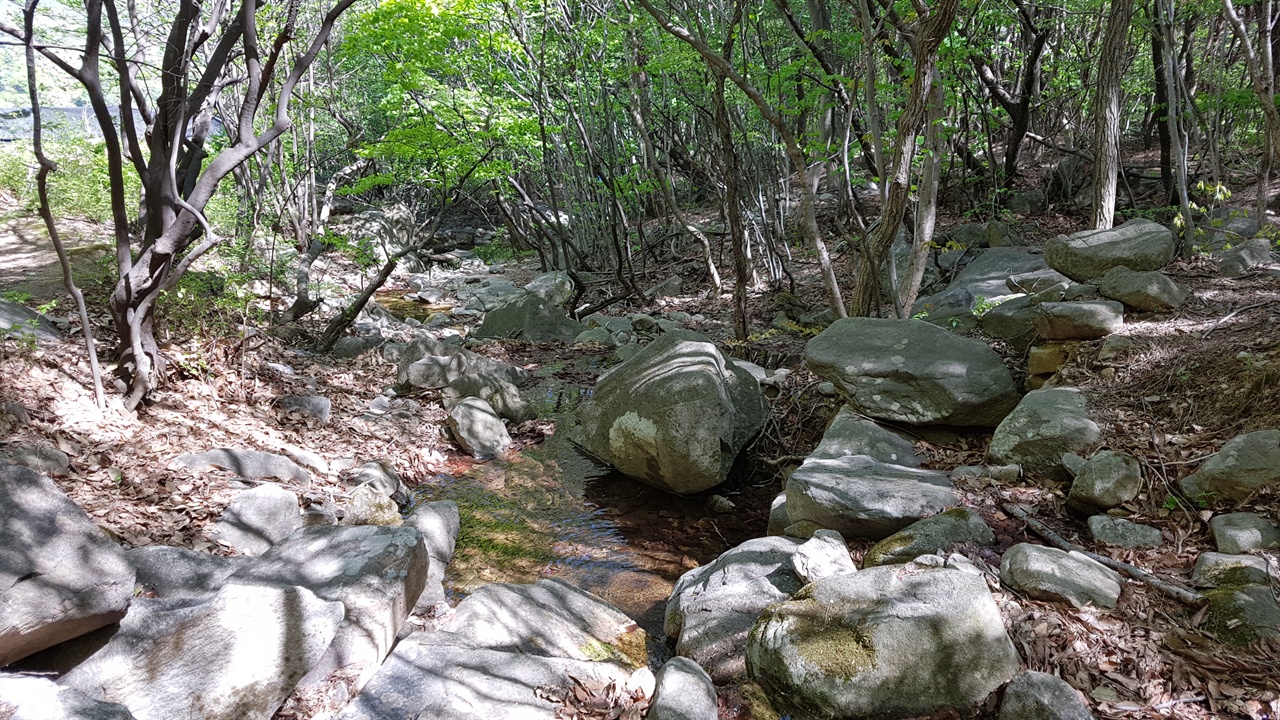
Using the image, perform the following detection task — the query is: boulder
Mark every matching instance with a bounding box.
[0,298,61,342]
[989,388,1099,480]
[524,270,574,307]
[447,398,512,459]
[406,501,460,609]
[785,456,958,540]
[574,327,617,347]
[1190,552,1272,588]
[998,671,1094,720]
[441,373,533,423]
[230,524,429,688]
[403,353,468,389]
[347,461,410,504]
[1203,206,1262,246]
[1066,450,1143,513]
[570,332,766,494]
[0,674,137,720]
[334,630,635,720]
[790,530,857,583]
[1217,237,1274,277]
[1209,512,1280,554]
[1204,585,1280,643]
[805,318,1020,427]
[60,584,343,720]
[665,537,805,682]
[0,443,71,475]
[650,657,718,720]
[1087,516,1162,549]
[1044,219,1175,281]
[437,579,646,667]
[999,544,1122,608]
[171,448,310,485]
[767,493,790,537]
[863,508,995,567]
[276,395,331,423]
[980,295,1039,350]
[746,564,1019,720]
[1095,267,1188,311]
[211,484,300,555]
[808,406,923,467]
[1033,301,1124,340]
[126,546,246,600]
[1007,268,1073,294]
[0,464,135,667]
[473,293,583,342]
[1027,343,1072,376]
[915,248,1047,312]
[330,336,382,359]
[1180,429,1280,503]
[1007,189,1048,216]
[396,336,529,388]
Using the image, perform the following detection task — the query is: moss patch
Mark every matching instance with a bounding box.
[779,598,878,679]
[864,531,916,567]
[1203,587,1266,646]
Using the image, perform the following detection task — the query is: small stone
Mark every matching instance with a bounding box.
[343,482,404,526]
[707,494,736,513]
[1209,512,1280,554]
[1099,367,1116,380]
[277,394,332,423]
[447,397,512,459]
[1088,515,1162,548]
[1204,585,1280,643]
[212,484,301,555]
[1000,543,1123,608]
[863,507,996,567]
[1097,335,1133,361]
[650,657,718,720]
[1027,343,1072,375]
[0,442,71,475]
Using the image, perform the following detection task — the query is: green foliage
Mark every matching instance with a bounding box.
[0,135,140,224]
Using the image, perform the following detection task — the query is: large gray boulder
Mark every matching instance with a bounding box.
[746,564,1019,719]
[437,579,646,666]
[230,524,429,688]
[60,584,344,720]
[1,464,135,667]
[1179,429,1280,503]
[1217,237,1274,277]
[785,456,958,540]
[914,248,1047,312]
[1033,301,1123,340]
[998,671,1095,720]
[989,388,1099,480]
[524,271,574,307]
[473,293,583,342]
[999,544,1122,608]
[571,332,766,494]
[1205,585,1280,643]
[980,295,1040,350]
[665,536,805,682]
[171,448,310,485]
[808,406,923,467]
[211,484,300,555]
[441,373,533,423]
[1044,219,1175,282]
[863,507,995,567]
[805,318,1020,427]
[0,674,138,720]
[406,500,460,609]
[335,630,636,720]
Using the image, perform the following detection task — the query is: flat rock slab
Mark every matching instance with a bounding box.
[805,317,1020,427]
[171,448,310,485]
[785,455,958,540]
[989,388,1099,480]
[1096,267,1187,311]
[0,674,137,720]
[1,464,135,667]
[1044,219,1175,282]
[473,292,583,342]
[0,443,71,476]
[1191,552,1272,588]
[664,536,805,683]
[396,336,530,389]
[60,584,344,720]
[808,406,923,466]
[746,564,1020,720]
[1204,585,1280,643]
[212,484,301,555]
[230,524,428,687]
[1087,516,1162,549]
[127,545,247,599]
[0,298,62,342]
[335,631,634,720]
[1000,543,1122,608]
[863,508,995,567]
[438,579,645,666]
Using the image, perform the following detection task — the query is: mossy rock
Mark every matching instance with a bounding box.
[1203,585,1280,645]
[863,507,994,567]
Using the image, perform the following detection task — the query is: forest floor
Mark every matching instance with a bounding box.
[1,186,1279,719]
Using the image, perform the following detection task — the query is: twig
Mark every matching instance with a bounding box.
[1202,301,1271,339]
[1001,501,1208,608]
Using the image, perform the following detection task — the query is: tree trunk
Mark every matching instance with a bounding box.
[1150,2,1174,198]
[1090,0,1135,230]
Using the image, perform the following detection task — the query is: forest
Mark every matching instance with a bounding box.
[0,0,1278,716]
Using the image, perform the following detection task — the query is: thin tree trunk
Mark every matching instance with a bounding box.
[1091,0,1135,230]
